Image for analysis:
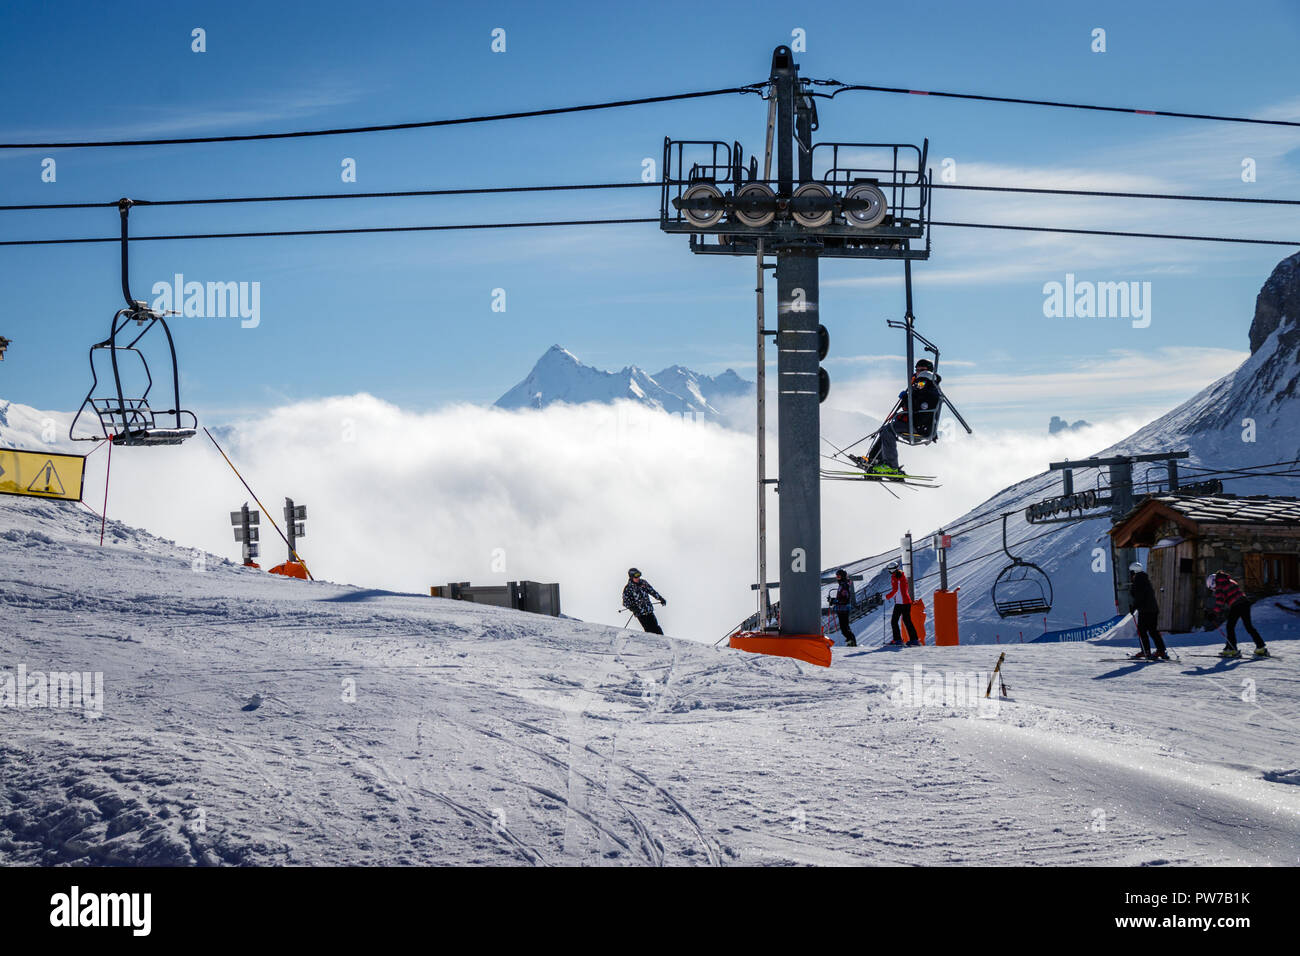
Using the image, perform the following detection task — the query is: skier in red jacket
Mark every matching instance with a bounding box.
[885,561,921,646]
[1209,570,1268,658]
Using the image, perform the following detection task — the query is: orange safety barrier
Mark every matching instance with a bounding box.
[909,599,928,645]
[268,560,309,580]
[933,589,960,645]
[729,632,834,668]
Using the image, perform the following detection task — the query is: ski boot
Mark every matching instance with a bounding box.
[1151,650,1171,661]
[1254,646,1270,658]
[904,640,920,647]
[1217,646,1242,659]
[1128,651,1152,661]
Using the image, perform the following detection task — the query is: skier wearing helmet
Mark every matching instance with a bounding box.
[622,567,667,634]
[853,358,942,479]
[1208,570,1268,658]
[832,568,857,647]
[1127,561,1169,660]
[884,561,921,646]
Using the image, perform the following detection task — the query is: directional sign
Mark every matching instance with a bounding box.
[0,448,85,502]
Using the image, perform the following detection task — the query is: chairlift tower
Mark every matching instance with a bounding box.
[661,46,933,641]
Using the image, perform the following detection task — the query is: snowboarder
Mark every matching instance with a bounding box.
[1208,570,1268,658]
[885,561,921,646]
[1128,562,1169,660]
[851,359,941,478]
[622,568,667,634]
[832,568,857,647]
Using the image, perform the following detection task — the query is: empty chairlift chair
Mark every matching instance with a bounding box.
[70,308,197,446]
[991,513,1053,618]
[69,199,197,447]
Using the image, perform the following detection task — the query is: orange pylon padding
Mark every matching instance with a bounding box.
[909,599,928,645]
[729,632,834,667]
[268,560,309,579]
[933,589,960,645]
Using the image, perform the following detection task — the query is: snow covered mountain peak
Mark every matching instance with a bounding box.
[1250,251,1300,355]
[494,346,753,421]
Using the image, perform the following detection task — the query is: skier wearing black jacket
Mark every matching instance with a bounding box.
[832,568,857,647]
[622,568,666,634]
[1128,562,1169,660]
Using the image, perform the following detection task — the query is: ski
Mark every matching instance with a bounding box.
[1097,656,1183,663]
[1186,653,1281,660]
[821,469,940,488]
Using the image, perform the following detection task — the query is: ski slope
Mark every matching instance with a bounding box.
[2,495,1297,866]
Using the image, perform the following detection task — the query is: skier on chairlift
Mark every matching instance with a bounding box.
[852,358,941,478]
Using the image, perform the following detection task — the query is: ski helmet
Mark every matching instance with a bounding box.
[628,567,641,578]
[835,568,848,580]
[886,561,901,573]
[1128,561,1143,573]
[915,358,935,371]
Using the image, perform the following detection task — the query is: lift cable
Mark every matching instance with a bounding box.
[0,217,660,247]
[3,216,1294,248]
[0,181,662,213]
[7,180,1300,214]
[811,80,1300,129]
[926,182,1300,207]
[0,85,766,150]
[929,219,1298,248]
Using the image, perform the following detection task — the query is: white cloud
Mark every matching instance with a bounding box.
[86,395,758,644]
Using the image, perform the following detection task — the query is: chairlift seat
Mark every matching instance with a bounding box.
[85,396,197,446]
[992,558,1054,619]
[113,427,197,447]
[994,596,1053,617]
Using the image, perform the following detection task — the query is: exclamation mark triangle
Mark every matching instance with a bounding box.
[27,460,66,496]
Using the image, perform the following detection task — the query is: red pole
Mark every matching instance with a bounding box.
[98,439,113,546]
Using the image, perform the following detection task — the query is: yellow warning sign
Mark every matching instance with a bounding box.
[0,448,86,502]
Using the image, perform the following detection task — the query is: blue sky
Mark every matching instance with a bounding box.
[2,0,1298,425]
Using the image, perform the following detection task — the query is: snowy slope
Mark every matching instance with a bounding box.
[832,252,1300,642]
[0,400,77,453]
[2,493,1298,865]
[494,345,752,420]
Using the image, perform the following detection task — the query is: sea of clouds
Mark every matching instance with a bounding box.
[55,388,1150,644]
